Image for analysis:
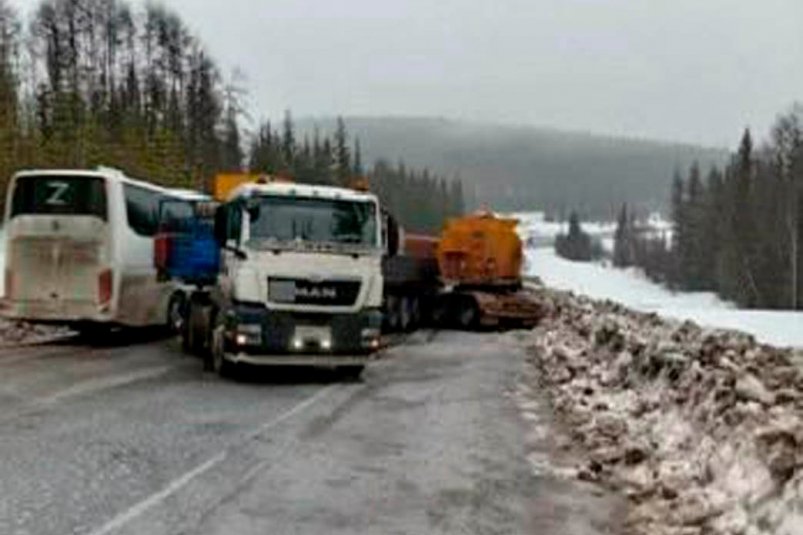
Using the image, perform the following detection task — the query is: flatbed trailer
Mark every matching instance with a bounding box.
[380,212,543,332]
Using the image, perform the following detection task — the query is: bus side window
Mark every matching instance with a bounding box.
[159,201,193,233]
[124,184,161,237]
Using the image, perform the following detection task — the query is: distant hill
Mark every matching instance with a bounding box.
[296,116,729,219]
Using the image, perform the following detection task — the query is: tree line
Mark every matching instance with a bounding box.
[614,106,803,310]
[0,0,463,233]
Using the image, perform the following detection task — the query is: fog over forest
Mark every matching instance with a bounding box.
[299,117,729,218]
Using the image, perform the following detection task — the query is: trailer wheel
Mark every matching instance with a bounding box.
[399,297,413,332]
[457,296,480,330]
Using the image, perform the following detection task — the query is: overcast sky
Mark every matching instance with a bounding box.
[11,0,803,147]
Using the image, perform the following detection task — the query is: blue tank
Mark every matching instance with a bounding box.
[156,199,221,285]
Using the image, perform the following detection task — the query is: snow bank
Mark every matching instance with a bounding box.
[523,286,803,535]
[524,247,803,349]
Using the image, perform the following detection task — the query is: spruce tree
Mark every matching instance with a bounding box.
[333,116,351,186]
[613,203,632,268]
[684,162,706,289]
[281,109,295,175]
[353,137,363,177]
[669,169,686,287]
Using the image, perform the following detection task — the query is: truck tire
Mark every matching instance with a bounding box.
[399,297,412,332]
[166,292,187,335]
[184,295,211,361]
[384,295,400,332]
[409,297,421,329]
[457,295,480,330]
[429,297,448,329]
[210,312,235,378]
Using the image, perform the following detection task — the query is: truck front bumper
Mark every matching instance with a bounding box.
[222,304,383,366]
[223,353,374,367]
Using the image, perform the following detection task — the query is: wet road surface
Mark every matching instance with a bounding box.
[0,330,620,535]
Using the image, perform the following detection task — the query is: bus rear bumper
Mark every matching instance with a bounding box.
[0,299,114,325]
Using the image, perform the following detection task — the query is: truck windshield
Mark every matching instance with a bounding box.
[248,196,378,248]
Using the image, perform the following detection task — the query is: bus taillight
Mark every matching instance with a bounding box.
[99,269,113,304]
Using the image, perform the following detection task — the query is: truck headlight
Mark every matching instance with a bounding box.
[361,327,381,349]
[234,324,262,346]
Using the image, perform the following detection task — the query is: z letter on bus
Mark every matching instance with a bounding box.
[45,181,70,206]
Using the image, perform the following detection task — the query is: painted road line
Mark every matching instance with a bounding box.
[85,384,338,535]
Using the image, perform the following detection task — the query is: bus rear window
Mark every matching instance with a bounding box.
[10,175,108,220]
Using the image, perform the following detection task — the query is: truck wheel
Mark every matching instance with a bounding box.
[384,295,400,332]
[399,297,412,332]
[430,298,448,329]
[185,297,211,361]
[210,312,235,378]
[167,292,187,335]
[409,297,421,329]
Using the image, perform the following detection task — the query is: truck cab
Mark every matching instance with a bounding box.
[199,181,384,376]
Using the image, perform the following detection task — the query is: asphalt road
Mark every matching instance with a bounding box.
[0,330,620,535]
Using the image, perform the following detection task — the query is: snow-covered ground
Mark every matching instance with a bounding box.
[515,213,803,349]
[511,211,617,251]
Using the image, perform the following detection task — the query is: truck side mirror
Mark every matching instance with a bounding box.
[214,205,228,246]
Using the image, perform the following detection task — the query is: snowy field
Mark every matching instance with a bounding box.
[510,211,618,251]
[515,213,803,349]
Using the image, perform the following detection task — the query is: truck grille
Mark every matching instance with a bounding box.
[268,278,361,307]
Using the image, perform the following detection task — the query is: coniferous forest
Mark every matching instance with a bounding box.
[613,107,803,310]
[0,0,463,233]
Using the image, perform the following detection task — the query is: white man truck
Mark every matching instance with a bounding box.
[163,178,384,378]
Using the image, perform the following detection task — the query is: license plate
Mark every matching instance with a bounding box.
[294,325,331,343]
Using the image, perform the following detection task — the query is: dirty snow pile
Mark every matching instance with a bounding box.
[528,286,803,535]
[0,319,66,346]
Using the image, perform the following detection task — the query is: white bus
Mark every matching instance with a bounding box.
[1,167,204,331]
